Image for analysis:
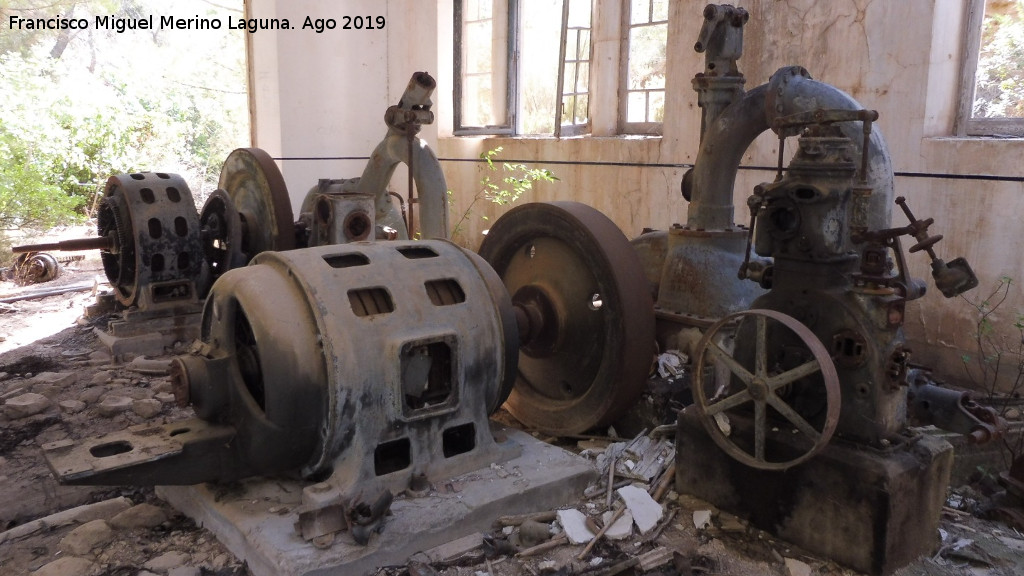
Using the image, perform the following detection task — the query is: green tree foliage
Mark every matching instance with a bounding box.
[0,0,248,252]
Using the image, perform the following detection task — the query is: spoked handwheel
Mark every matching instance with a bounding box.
[479,201,655,435]
[692,309,841,470]
[218,148,296,259]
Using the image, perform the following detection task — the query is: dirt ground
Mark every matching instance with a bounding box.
[2,248,1024,576]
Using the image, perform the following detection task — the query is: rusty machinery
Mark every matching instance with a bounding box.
[34,7,1001,568]
[13,172,208,312]
[40,77,656,547]
[661,6,997,575]
[205,71,451,283]
[11,73,449,350]
[43,202,654,544]
[6,252,64,284]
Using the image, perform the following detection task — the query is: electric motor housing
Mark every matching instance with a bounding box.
[176,240,519,485]
[97,172,206,308]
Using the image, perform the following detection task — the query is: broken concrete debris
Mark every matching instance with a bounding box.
[131,397,163,418]
[692,509,713,531]
[617,485,664,534]
[3,391,51,418]
[109,503,168,530]
[601,509,633,540]
[656,350,688,379]
[557,509,595,545]
[58,399,87,414]
[94,394,131,416]
[31,556,98,576]
[785,557,812,576]
[59,518,115,555]
[517,518,553,548]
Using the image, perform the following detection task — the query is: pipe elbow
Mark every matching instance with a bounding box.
[765,67,895,229]
[688,67,895,232]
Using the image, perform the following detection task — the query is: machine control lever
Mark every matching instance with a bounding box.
[853,197,978,299]
[895,196,979,298]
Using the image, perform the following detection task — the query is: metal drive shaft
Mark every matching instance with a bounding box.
[12,236,114,254]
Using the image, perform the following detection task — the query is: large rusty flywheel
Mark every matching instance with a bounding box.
[479,201,656,434]
[216,147,296,259]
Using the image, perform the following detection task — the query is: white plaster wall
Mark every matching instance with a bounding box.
[252,0,1024,392]
[247,0,439,212]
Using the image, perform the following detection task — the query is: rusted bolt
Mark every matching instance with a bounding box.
[407,473,431,497]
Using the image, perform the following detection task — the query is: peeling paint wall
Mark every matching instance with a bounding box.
[251,0,1024,393]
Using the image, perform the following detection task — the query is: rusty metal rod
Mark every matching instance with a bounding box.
[516,533,567,558]
[577,506,626,560]
[12,236,113,253]
[0,281,95,304]
[605,455,616,509]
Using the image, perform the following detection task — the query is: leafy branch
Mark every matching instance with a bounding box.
[960,276,1024,396]
[959,276,1024,461]
[450,147,557,241]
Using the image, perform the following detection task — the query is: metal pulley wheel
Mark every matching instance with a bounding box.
[479,201,656,435]
[218,148,296,260]
[14,252,61,284]
[97,172,205,307]
[199,189,245,284]
[691,309,841,470]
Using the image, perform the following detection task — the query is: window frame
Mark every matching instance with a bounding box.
[617,0,667,135]
[453,0,520,136]
[955,0,1024,137]
[554,0,594,137]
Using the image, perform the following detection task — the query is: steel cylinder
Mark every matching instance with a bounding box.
[176,240,518,480]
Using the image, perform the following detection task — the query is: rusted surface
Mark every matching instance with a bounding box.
[691,309,841,470]
[480,201,656,434]
[12,237,114,253]
[652,227,760,320]
[218,147,296,257]
[676,408,954,576]
[198,188,245,285]
[44,241,523,546]
[907,370,1005,444]
[851,196,978,300]
[357,71,448,240]
[667,5,981,574]
[97,172,205,309]
[10,252,62,284]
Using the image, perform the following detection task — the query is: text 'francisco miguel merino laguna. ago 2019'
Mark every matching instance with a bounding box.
[8,14,386,34]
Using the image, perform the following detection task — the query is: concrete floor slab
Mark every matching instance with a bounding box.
[157,427,596,576]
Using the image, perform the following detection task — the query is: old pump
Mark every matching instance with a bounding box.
[667,6,996,575]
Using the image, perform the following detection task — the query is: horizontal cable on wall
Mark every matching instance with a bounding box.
[271,156,1024,183]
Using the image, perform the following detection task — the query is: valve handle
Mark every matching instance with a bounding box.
[908,234,943,254]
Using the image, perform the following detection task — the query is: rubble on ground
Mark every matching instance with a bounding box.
[3,256,1024,576]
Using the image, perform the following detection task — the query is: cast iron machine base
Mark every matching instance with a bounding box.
[676,408,953,575]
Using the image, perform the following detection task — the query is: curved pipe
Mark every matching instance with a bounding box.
[356,133,449,240]
[687,66,894,231]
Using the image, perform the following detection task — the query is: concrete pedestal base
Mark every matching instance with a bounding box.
[94,305,202,358]
[675,408,953,575]
[157,427,596,576]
